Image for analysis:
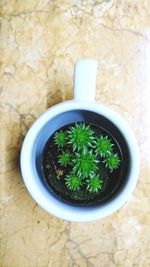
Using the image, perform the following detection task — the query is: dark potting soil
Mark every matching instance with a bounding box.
[41,122,123,206]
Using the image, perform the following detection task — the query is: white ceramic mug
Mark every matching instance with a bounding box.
[20,59,140,222]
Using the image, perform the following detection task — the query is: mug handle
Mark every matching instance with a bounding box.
[73,59,97,102]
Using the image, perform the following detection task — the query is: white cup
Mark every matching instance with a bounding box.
[20,59,140,222]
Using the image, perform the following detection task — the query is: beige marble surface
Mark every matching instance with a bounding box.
[1,0,150,266]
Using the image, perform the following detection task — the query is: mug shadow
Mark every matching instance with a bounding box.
[46,81,73,109]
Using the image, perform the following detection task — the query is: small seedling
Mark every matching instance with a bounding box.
[58,151,71,167]
[52,122,121,196]
[86,175,103,193]
[94,135,113,157]
[103,153,120,171]
[68,123,94,151]
[65,174,82,191]
[72,149,98,178]
[54,131,67,148]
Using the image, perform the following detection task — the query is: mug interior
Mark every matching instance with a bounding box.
[34,109,130,206]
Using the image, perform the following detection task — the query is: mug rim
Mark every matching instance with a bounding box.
[20,100,140,221]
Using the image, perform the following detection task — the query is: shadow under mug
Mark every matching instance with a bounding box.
[20,59,140,222]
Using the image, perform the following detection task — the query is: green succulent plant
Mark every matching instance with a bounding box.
[68,123,94,151]
[54,130,67,148]
[52,122,121,196]
[58,151,71,167]
[65,174,82,191]
[72,149,98,178]
[86,175,103,193]
[103,153,120,171]
[94,135,113,157]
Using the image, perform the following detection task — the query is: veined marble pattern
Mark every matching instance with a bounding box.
[0,0,150,266]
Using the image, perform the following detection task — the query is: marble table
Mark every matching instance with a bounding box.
[1,1,150,266]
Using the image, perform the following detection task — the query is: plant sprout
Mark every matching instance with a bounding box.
[65,174,82,191]
[58,151,71,167]
[54,131,67,148]
[68,123,94,151]
[72,149,98,178]
[86,175,103,193]
[103,153,120,171]
[94,135,113,157]
[53,122,121,195]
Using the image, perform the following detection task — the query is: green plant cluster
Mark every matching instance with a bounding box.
[53,123,120,194]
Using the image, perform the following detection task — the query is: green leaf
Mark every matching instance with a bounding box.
[94,135,113,157]
[65,174,82,191]
[86,175,103,193]
[72,149,98,178]
[68,123,94,151]
[58,151,71,167]
[54,130,67,148]
[103,153,120,171]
